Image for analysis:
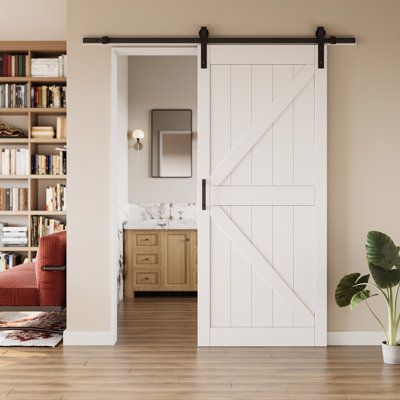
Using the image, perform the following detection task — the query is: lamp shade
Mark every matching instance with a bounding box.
[131,129,145,140]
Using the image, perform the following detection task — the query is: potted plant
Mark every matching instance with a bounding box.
[335,231,400,364]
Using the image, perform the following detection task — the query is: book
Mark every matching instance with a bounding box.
[56,117,67,139]
[31,216,65,247]
[31,151,67,175]
[31,85,66,108]
[0,54,27,77]
[0,188,28,211]
[46,183,66,211]
[31,56,66,77]
[0,84,28,108]
[1,148,29,175]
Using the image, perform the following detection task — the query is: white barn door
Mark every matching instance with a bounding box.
[198,45,327,346]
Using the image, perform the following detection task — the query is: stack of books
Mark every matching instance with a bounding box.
[56,116,67,138]
[31,56,67,77]
[31,85,66,108]
[2,226,28,247]
[0,84,28,108]
[31,216,65,247]
[0,54,28,77]
[0,188,28,211]
[0,252,21,271]
[31,151,66,175]
[1,148,30,175]
[46,183,66,212]
[31,126,55,139]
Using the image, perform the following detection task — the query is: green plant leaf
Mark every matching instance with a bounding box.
[335,273,370,307]
[350,290,376,310]
[369,264,400,288]
[366,231,400,269]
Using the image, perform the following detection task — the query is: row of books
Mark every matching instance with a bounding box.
[1,226,28,247]
[0,188,28,211]
[0,54,28,77]
[31,117,67,139]
[31,85,66,108]
[31,216,65,247]
[0,252,22,271]
[46,184,66,212]
[31,151,67,175]
[31,56,67,77]
[1,148,30,175]
[0,84,28,108]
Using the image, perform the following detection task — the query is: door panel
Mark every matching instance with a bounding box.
[198,44,326,346]
[165,232,189,288]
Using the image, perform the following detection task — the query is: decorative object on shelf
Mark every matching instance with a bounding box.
[31,126,55,139]
[131,129,144,150]
[0,124,25,138]
[31,55,67,78]
[1,226,28,247]
[335,231,400,364]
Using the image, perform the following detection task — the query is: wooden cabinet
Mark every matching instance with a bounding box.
[124,229,197,298]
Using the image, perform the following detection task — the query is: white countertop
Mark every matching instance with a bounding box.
[123,220,197,230]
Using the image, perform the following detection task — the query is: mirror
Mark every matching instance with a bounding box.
[151,109,192,178]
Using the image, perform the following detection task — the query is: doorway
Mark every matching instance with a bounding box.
[111,44,327,347]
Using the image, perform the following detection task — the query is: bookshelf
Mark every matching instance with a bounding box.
[0,41,67,262]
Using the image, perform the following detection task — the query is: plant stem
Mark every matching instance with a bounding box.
[387,288,398,346]
[365,300,389,344]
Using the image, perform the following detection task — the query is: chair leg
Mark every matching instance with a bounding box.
[0,326,64,335]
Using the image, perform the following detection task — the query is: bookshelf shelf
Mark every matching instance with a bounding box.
[29,175,67,179]
[0,247,30,252]
[0,41,67,262]
[0,175,29,180]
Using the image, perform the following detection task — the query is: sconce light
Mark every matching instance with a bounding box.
[131,129,144,150]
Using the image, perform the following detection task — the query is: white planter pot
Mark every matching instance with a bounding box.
[382,342,400,364]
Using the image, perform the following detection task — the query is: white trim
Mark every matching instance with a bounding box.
[197,44,210,346]
[328,331,385,346]
[63,330,117,346]
[314,46,328,346]
[113,46,197,56]
[210,327,314,346]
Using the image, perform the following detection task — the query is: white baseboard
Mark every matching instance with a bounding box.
[63,330,117,346]
[328,331,384,345]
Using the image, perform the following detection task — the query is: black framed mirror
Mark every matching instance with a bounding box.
[151,109,192,178]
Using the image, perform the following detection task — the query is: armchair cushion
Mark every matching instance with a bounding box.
[35,231,66,306]
[0,268,39,306]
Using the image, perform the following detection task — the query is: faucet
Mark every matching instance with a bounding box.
[158,204,165,220]
[177,210,184,220]
[169,203,174,220]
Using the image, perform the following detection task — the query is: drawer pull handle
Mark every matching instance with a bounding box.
[145,238,149,241]
[145,277,148,280]
[145,258,149,261]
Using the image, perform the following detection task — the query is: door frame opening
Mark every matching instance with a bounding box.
[110,45,200,344]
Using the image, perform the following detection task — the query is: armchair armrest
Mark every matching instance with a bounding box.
[41,266,66,271]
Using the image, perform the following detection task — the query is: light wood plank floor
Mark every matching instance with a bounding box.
[0,296,398,400]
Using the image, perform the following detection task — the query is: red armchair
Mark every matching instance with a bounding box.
[0,231,66,310]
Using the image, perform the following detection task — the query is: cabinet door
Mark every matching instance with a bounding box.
[164,231,190,290]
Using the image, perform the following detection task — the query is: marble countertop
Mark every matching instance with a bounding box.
[124,220,197,230]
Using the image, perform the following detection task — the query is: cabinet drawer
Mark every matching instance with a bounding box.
[135,233,159,247]
[135,272,159,285]
[135,253,160,265]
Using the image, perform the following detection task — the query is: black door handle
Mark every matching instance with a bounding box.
[202,179,206,210]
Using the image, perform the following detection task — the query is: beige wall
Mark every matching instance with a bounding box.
[67,0,400,336]
[128,56,197,203]
[0,0,66,40]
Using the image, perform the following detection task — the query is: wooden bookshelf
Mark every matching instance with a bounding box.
[0,41,67,262]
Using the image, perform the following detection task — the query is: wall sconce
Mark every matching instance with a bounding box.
[131,129,144,150]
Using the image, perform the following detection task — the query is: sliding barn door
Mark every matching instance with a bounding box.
[198,45,327,346]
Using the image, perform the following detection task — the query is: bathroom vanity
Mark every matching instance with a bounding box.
[124,228,197,298]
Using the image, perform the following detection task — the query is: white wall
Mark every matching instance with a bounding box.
[67,0,400,343]
[128,56,197,203]
[0,0,66,40]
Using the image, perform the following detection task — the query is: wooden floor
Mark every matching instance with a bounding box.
[0,296,398,399]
